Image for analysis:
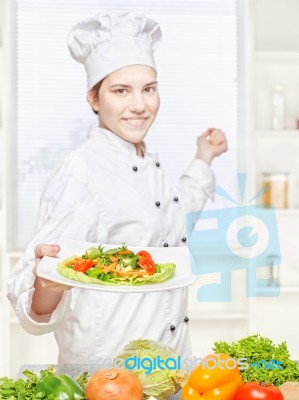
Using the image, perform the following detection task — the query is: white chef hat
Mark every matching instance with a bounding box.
[67,10,162,91]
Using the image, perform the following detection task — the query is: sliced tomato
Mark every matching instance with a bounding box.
[73,259,95,273]
[138,258,156,275]
[136,250,153,260]
[137,250,155,274]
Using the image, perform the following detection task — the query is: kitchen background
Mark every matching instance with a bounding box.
[1,0,299,377]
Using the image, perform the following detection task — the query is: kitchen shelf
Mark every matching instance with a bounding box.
[280,286,299,293]
[250,206,299,217]
[267,286,299,294]
[255,130,299,137]
[249,0,299,361]
[275,209,299,216]
[255,51,299,62]
[188,311,249,320]
[254,48,299,131]
[255,286,299,295]
[256,208,299,216]
[7,252,23,259]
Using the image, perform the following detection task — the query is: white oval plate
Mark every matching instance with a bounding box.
[36,239,196,293]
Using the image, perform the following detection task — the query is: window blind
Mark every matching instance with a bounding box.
[14,0,238,249]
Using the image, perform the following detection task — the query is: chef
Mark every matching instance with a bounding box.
[7,10,227,364]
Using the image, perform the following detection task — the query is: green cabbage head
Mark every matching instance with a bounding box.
[113,339,187,400]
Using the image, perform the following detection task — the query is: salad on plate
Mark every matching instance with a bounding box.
[58,243,176,286]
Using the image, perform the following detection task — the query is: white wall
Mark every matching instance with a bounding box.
[1,0,299,377]
[252,0,299,51]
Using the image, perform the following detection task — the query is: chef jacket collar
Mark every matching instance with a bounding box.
[88,124,158,161]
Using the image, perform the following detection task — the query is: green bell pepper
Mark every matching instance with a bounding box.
[35,373,85,399]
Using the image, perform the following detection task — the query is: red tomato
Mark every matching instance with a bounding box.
[136,250,153,260]
[73,259,94,273]
[235,382,284,400]
[138,258,156,275]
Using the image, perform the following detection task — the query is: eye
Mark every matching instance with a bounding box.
[144,87,156,93]
[115,88,127,95]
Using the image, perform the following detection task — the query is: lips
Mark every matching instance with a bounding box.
[123,117,148,127]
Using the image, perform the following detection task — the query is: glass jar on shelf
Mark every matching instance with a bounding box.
[262,172,289,209]
[271,84,286,130]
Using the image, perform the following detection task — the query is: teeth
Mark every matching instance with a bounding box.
[125,119,146,126]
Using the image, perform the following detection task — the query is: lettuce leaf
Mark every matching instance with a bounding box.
[213,334,299,386]
[0,366,86,399]
[57,260,175,286]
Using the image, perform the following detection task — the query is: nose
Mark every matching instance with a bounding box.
[129,93,146,113]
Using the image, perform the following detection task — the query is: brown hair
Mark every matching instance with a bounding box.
[89,80,103,115]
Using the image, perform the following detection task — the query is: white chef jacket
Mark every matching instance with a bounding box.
[7,125,215,364]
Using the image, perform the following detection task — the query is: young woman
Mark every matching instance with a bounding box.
[8,10,227,364]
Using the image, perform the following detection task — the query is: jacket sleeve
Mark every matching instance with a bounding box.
[7,166,99,335]
[178,158,215,213]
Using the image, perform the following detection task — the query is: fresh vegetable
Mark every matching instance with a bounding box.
[85,368,143,400]
[235,382,284,400]
[136,250,156,274]
[73,259,95,273]
[58,244,175,286]
[115,250,133,255]
[213,334,299,386]
[136,250,153,260]
[85,247,102,260]
[182,353,243,399]
[0,366,86,400]
[35,373,85,399]
[138,257,156,275]
[279,382,299,399]
[114,339,187,399]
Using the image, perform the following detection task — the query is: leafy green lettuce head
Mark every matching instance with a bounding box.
[113,339,187,399]
[213,334,299,386]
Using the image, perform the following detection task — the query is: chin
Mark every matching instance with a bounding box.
[120,128,149,143]
[125,134,147,144]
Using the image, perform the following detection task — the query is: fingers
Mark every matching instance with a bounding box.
[197,128,228,162]
[203,129,214,141]
[33,244,61,276]
[206,129,227,148]
[39,278,72,291]
[207,128,221,142]
[35,243,60,259]
[215,131,228,150]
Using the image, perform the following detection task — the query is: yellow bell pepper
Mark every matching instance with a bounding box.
[182,353,243,400]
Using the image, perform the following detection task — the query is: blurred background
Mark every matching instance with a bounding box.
[1,0,299,377]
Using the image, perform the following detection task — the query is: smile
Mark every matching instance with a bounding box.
[123,118,148,127]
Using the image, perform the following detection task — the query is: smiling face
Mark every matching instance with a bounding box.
[87,65,160,153]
